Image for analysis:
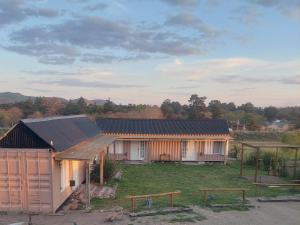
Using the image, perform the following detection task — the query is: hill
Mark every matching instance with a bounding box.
[0,92,33,104]
[0,92,107,106]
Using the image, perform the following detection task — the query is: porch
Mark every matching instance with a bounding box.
[108,153,225,162]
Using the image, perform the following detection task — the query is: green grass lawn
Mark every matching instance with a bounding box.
[91,161,299,210]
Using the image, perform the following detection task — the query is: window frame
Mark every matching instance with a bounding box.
[213,141,224,155]
[140,141,145,158]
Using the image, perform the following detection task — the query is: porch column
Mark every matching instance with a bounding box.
[99,151,104,186]
[85,161,91,209]
[224,140,229,165]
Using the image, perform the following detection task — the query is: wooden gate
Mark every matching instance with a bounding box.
[0,148,52,212]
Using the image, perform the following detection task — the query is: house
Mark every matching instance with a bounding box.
[97,118,230,163]
[0,115,230,213]
[0,115,114,213]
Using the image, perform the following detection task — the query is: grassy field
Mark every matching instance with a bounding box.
[91,161,299,210]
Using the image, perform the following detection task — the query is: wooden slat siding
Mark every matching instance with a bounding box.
[150,140,181,161]
[195,141,205,160]
[0,123,50,149]
[145,141,150,162]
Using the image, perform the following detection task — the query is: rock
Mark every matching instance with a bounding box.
[113,171,122,181]
[105,212,123,222]
[69,201,79,210]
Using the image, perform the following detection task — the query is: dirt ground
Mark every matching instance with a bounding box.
[1,199,300,225]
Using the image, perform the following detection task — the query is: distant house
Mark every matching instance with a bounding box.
[0,115,230,213]
[97,118,230,163]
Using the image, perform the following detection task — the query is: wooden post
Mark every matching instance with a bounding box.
[85,162,90,209]
[242,190,245,203]
[254,148,260,183]
[240,144,244,176]
[203,191,208,205]
[275,147,279,176]
[131,198,134,212]
[293,149,298,179]
[170,193,173,207]
[99,151,104,186]
[255,184,260,196]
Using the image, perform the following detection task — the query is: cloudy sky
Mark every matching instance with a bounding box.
[0,0,299,106]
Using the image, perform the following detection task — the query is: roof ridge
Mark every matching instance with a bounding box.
[22,114,86,123]
[98,118,226,121]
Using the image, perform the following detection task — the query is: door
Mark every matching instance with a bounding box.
[0,149,52,213]
[130,141,139,160]
[181,141,197,161]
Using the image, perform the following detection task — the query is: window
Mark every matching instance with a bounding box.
[181,141,187,158]
[213,141,224,154]
[60,160,70,192]
[140,141,145,158]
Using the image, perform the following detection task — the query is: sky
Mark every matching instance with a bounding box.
[0,0,299,107]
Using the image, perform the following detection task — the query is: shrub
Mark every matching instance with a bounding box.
[90,155,118,183]
[229,145,238,158]
[261,152,274,171]
[103,154,118,180]
[245,152,256,166]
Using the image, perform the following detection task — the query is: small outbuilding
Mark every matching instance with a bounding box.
[0,115,114,213]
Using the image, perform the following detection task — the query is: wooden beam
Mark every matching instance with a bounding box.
[293,149,298,179]
[99,151,104,186]
[240,144,244,176]
[85,162,90,209]
[254,148,260,182]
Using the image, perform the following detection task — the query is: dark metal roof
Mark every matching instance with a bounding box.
[96,118,229,135]
[22,115,100,151]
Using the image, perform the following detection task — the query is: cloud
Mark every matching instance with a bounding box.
[231,5,263,25]
[159,57,262,80]
[23,68,113,77]
[165,12,221,37]
[32,78,146,88]
[158,57,300,84]
[161,0,198,7]
[4,15,207,64]
[37,8,60,18]
[23,70,76,76]
[0,0,60,27]
[248,0,300,20]
[81,53,150,63]
[0,0,30,27]
[84,3,108,11]
[4,43,79,65]
[213,74,300,85]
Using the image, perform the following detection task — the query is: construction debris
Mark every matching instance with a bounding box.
[65,183,118,211]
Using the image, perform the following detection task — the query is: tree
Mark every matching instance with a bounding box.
[161,99,185,119]
[188,95,208,119]
[208,100,225,119]
[224,102,236,111]
[238,102,255,113]
[103,100,115,113]
[7,107,23,126]
[264,106,278,122]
